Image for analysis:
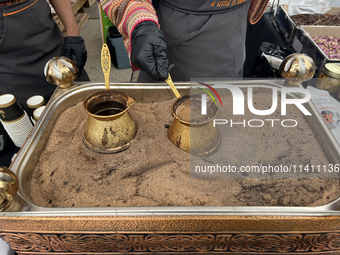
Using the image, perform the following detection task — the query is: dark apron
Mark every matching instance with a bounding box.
[0,0,63,107]
[139,0,250,81]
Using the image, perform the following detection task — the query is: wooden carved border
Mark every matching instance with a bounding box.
[1,232,340,253]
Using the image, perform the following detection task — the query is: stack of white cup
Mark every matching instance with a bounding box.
[0,94,33,148]
[26,95,45,124]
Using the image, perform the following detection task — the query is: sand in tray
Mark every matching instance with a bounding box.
[30,93,340,207]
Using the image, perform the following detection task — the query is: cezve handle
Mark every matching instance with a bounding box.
[101,44,111,90]
[165,74,181,98]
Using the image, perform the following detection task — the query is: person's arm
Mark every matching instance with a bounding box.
[49,0,79,36]
[49,0,87,76]
[100,0,171,80]
[101,0,158,49]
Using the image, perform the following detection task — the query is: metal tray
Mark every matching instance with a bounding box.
[300,26,340,67]
[2,80,340,254]
[274,5,340,75]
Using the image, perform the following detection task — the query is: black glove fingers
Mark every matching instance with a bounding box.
[131,37,161,80]
[153,44,169,80]
[63,47,73,60]
[130,21,170,81]
[139,53,160,80]
[149,65,160,80]
[63,36,87,76]
[74,49,87,76]
[168,63,175,74]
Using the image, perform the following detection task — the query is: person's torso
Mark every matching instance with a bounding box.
[160,0,249,14]
[0,0,27,7]
[153,0,250,80]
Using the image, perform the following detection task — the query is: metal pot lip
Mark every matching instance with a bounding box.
[83,90,134,118]
[171,94,218,125]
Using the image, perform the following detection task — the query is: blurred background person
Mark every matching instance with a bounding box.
[100,0,251,81]
[0,0,88,105]
[0,0,88,167]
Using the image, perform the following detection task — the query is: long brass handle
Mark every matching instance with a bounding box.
[165,74,181,98]
[101,44,111,90]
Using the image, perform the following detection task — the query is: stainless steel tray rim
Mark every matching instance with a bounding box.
[7,81,340,217]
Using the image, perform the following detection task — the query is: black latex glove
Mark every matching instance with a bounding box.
[63,36,87,76]
[131,21,172,81]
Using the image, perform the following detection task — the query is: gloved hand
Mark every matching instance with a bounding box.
[131,21,172,81]
[63,36,87,76]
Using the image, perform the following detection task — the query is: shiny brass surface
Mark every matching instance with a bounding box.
[44,56,78,89]
[0,166,18,211]
[165,74,181,98]
[168,95,220,155]
[279,53,316,86]
[82,90,137,153]
[101,44,111,91]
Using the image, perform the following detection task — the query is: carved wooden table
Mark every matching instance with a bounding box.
[1,215,340,254]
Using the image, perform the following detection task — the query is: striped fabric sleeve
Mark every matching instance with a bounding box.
[100,0,159,58]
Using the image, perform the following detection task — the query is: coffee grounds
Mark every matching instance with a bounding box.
[291,14,340,26]
[30,93,340,207]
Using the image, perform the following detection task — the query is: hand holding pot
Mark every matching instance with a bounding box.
[131,21,173,80]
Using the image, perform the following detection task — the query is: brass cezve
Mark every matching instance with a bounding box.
[168,95,220,156]
[82,90,137,154]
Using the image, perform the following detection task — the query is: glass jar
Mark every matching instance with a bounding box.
[316,63,340,94]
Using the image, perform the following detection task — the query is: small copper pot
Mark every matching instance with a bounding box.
[83,90,137,153]
[168,95,220,156]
